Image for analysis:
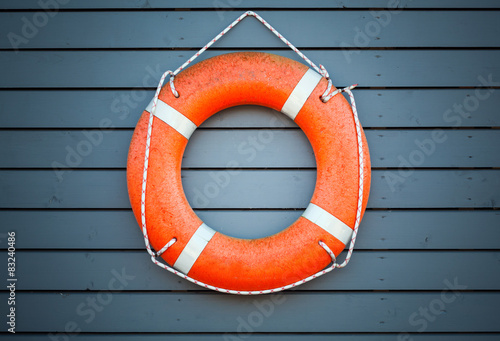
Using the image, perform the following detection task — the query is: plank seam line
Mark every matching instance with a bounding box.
[1,8,500,12]
[2,47,500,52]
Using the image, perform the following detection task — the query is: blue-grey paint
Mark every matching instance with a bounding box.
[0,1,499,339]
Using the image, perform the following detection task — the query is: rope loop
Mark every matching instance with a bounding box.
[322,84,359,103]
[169,75,179,98]
[318,64,330,79]
[153,238,177,258]
[152,70,177,110]
[318,241,337,265]
[164,10,337,100]
[317,64,335,102]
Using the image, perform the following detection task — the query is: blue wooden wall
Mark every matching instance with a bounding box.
[1,0,500,339]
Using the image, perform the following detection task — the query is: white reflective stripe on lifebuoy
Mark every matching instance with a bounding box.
[281,69,322,120]
[302,203,353,245]
[145,98,154,113]
[144,98,197,139]
[173,223,216,274]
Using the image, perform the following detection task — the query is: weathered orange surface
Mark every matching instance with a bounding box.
[127,52,371,291]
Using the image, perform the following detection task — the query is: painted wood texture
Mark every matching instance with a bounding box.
[0,1,499,339]
[1,51,500,87]
[2,90,500,128]
[0,129,498,168]
[1,336,500,341]
[1,335,499,341]
[2,292,500,332]
[9,251,500,290]
[0,210,499,249]
[1,0,500,9]
[2,11,500,48]
[0,169,499,208]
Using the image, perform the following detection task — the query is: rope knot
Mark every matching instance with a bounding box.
[342,84,358,92]
[321,83,358,102]
[152,238,177,258]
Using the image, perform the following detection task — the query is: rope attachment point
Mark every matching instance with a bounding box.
[152,238,177,258]
[321,84,359,103]
[162,10,345,103]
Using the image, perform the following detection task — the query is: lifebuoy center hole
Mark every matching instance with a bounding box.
[181,105,317,240]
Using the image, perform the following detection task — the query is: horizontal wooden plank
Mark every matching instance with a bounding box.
[2,11,500,49]
[1,129,497,168]
[3,292,499,332]
[0,4,497,339]
[1,210,498,250]
[1,335,499,341]
[360,130,500,168]
[0,170,498,209]
[11,251,500,291]
[1,50,499,88]
[1,0,499,9]
[2,89,499,128]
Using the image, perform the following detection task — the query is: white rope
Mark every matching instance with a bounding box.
[331,85,364,269]
[147,239,338,295]
[163,11,337,102]
[140,84,364,294]
[139,69,175,259]
[139,11,365,294]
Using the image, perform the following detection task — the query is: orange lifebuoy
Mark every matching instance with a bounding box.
[127,52,371,291]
